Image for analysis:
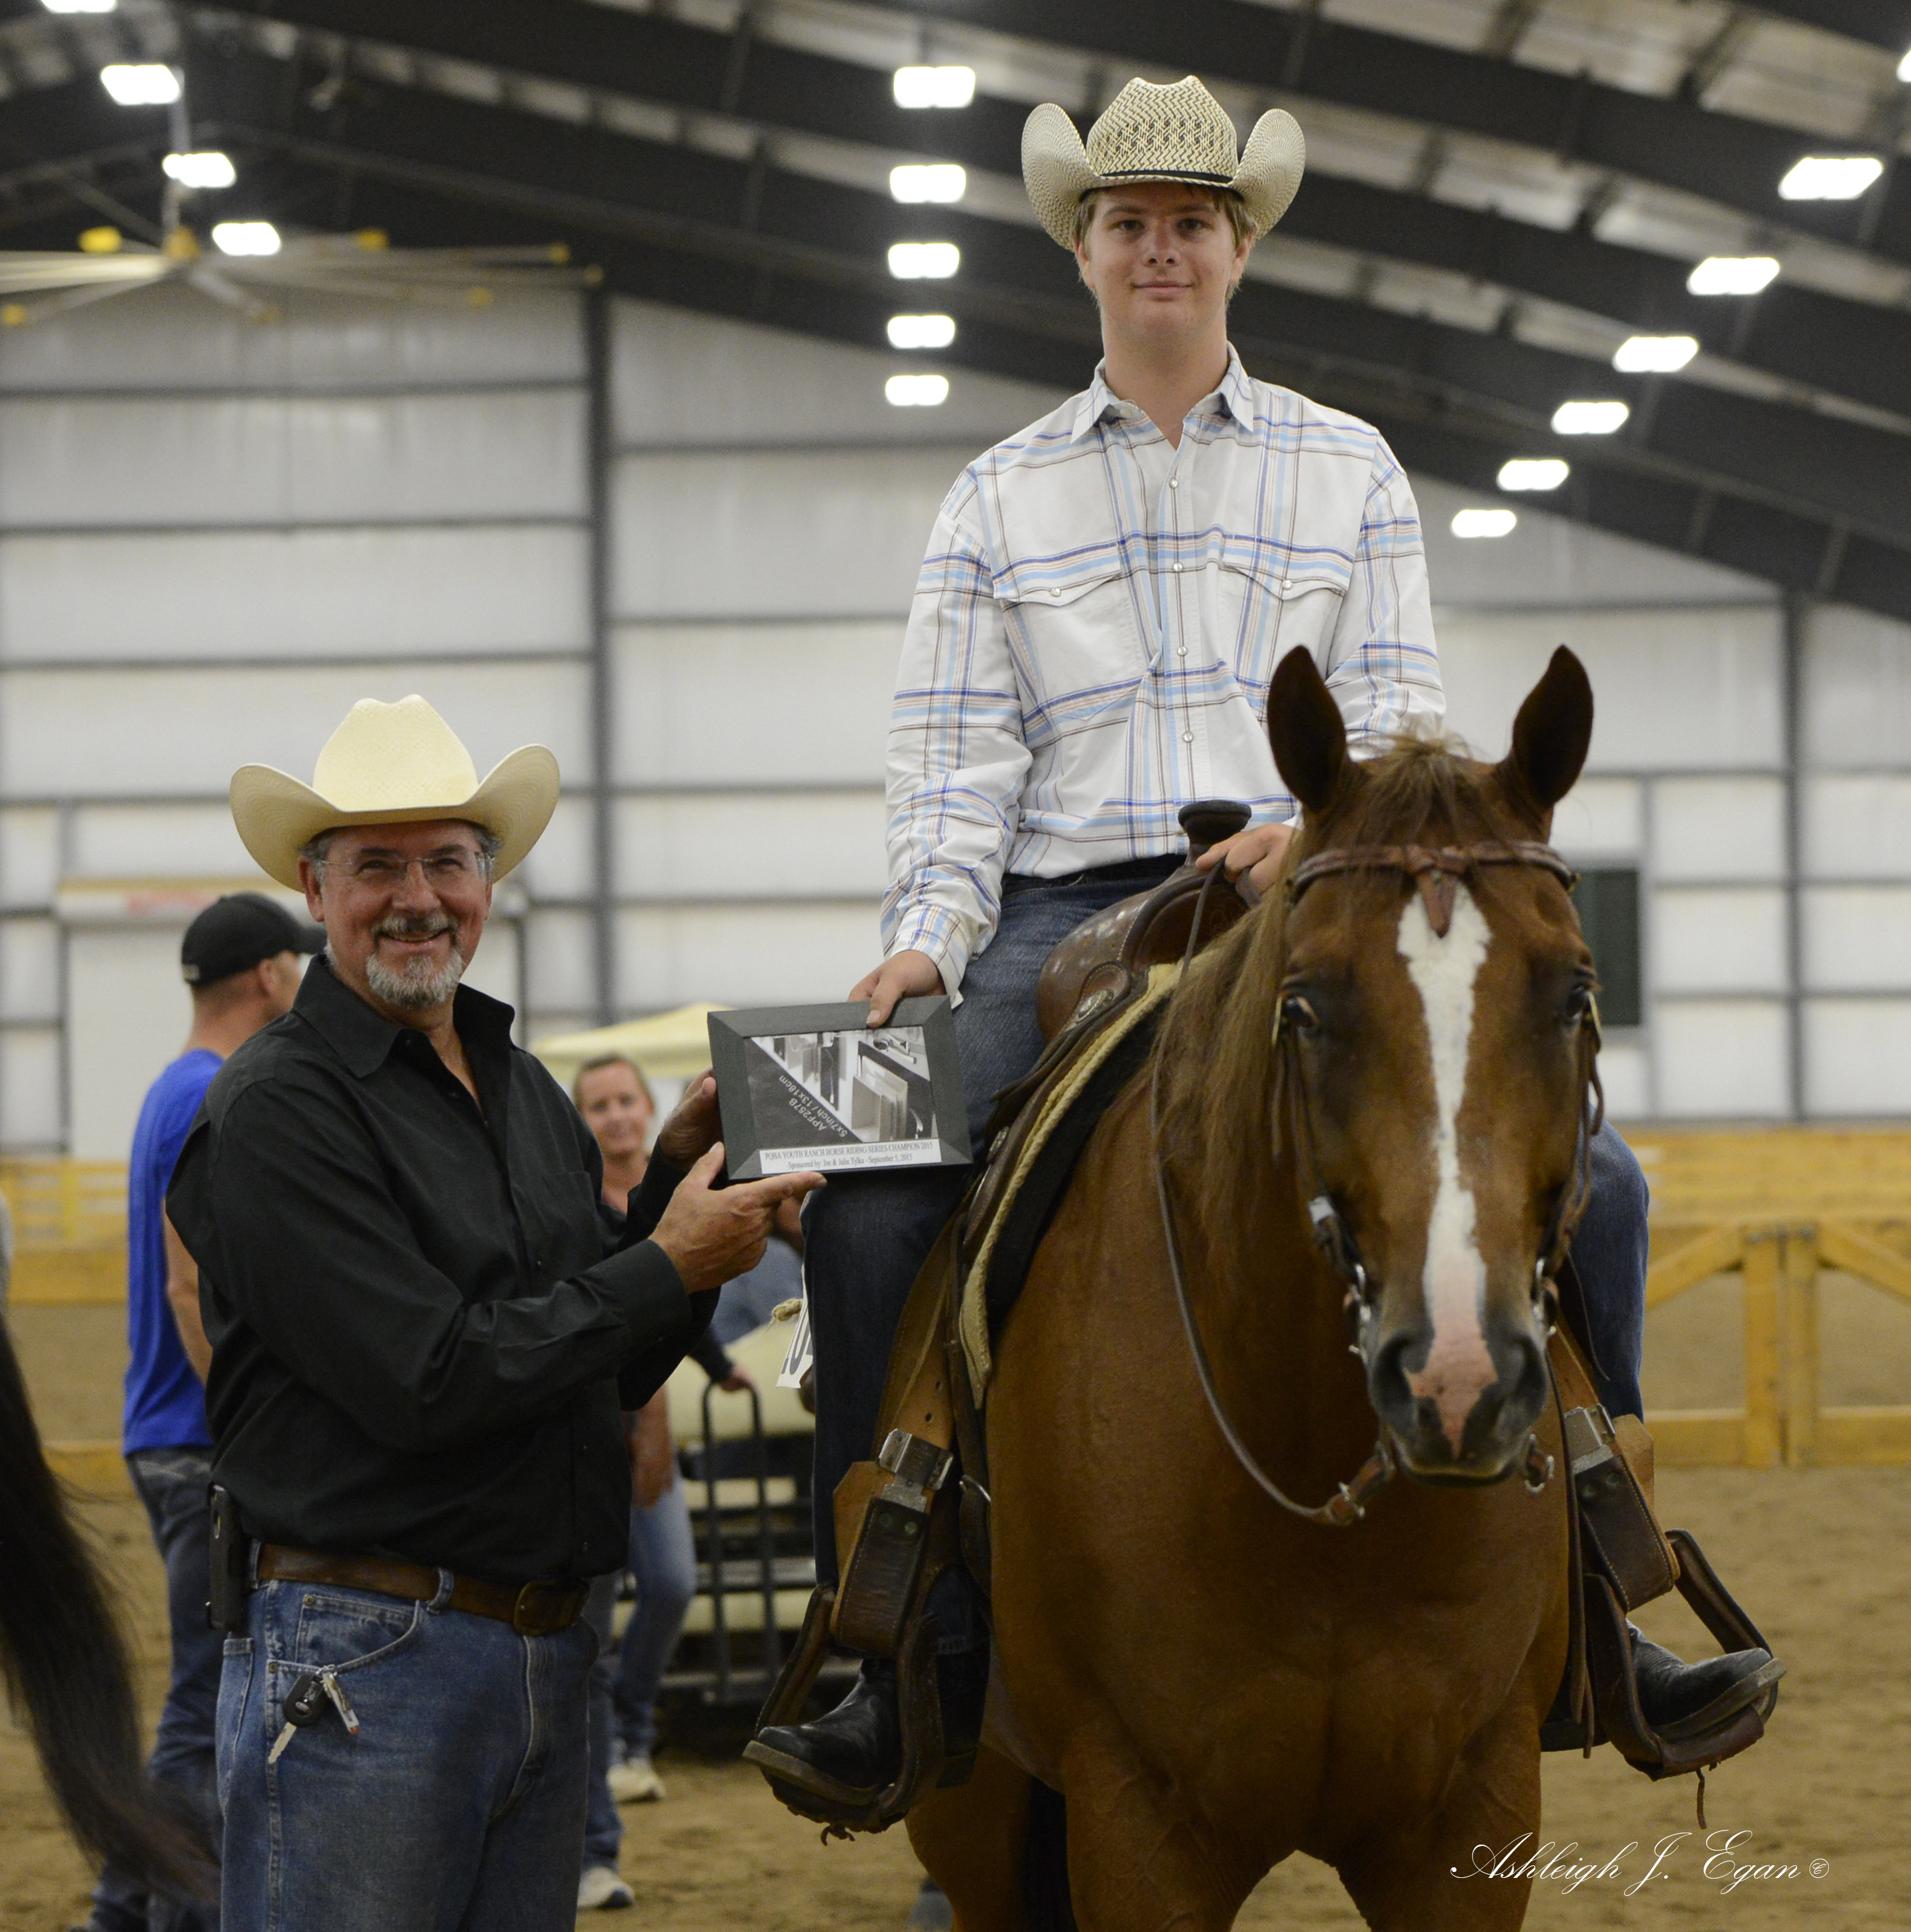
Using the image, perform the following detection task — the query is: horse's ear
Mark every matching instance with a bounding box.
[1499,646,1593,819]
[1268,646,1350,813]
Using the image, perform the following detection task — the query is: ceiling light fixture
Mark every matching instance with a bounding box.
[1687,255,1779,296]
[890,164,966,203]
[1498,458,1568,492]
[100,63,180,105]
[43,0,116,12]
[893,65,976,109]
[163,151,237,190]
[1899,47,1911,83]
[1778,155,1884,200]
[887,313,956,349]
[1452,508,1517,539]
[212,221,281,258]
[887,242,960,279]
[1551,400,1629,436]
[1613,334,1697,374]
[886,373,949,407]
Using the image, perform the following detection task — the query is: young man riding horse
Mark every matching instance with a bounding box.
[752,77,1779,1816]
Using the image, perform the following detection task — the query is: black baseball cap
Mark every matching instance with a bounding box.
[181,892,325,986]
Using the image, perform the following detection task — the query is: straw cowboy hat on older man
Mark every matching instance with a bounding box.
[1020,75,1305,249]
[230,692,560,891]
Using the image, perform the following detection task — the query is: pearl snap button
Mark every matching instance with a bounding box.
[1172,563,1183,573]
[1182,731,1194,743]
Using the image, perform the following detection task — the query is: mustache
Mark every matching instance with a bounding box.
[372,914,456,943]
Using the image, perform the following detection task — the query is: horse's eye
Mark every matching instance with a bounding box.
[1565,983,1598,1027]
[1280,993,1320,1034]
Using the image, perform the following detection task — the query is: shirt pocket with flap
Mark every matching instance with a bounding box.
[1216,555,1350,675]
[999,566,1150,720]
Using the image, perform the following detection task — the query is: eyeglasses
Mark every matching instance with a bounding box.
[340,851,487,889]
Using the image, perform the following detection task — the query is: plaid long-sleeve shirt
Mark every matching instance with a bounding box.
[881,349,1445,992]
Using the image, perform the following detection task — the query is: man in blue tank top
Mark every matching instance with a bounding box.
[85,893,318,1932]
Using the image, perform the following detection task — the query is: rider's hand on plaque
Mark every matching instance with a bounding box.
[653,1070,721,1169]
[1196,820,1295,905]
[849,948,945,1027]
[651,1145,825,1296]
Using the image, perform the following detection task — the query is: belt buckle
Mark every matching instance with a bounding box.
[511,1580,581,1636]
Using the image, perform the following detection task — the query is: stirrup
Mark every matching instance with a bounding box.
[1550,1530,1783,1777]
[743,1589,951,1835]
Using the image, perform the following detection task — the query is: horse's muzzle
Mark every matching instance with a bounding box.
[1364,1318,1550,1486]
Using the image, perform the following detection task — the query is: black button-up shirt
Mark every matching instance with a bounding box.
[168,955,707,1584]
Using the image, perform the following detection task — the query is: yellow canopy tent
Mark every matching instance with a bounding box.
[531,1003,727,1092]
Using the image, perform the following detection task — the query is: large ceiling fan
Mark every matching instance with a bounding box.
[0,60,597,327]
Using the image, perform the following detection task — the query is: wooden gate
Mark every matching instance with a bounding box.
[1638,1131,1911,1467]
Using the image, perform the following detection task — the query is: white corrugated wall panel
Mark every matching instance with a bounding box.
[69,804,253,880]
[616,904,875,1010]
[0,807,59,906]
[1436,606,1783,772]
[1651,888,1786,993]
[0,526,589,661]
[611,297,1064,449]
[515,796,596,903]
[1802,887,1911,992]
[1551,777,1642,855]
[1654,1001,1790,1117]
[1652,777,1786,882]
[1,915,57,1018]
[0,286,585,391]
[0,1027,60,1145]
[0,662,589,797]
[1801,775,1911,879]
[1803,999,1911,1116]
[1594,1040,1650,1120]
[611,450,960,618]
[615,793,885,899]
[1804,604,1911,769]
[0,392,585,527]
[613,622,896,785]
[525,909,598,1015]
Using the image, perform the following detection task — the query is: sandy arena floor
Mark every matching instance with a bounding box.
[5,1279,1909,1930]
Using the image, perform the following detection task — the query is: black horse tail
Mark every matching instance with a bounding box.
[0,1310,213,1897]
[1021,1778,1077,1932]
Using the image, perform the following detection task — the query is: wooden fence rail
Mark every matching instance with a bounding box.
[1645,1217,1911,1468]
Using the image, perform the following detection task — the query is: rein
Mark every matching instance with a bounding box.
[1149,838,1603,1528]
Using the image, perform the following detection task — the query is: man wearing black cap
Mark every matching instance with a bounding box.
[83,892,320,1932]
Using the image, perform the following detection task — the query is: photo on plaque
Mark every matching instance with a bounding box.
[707,997,969,1179]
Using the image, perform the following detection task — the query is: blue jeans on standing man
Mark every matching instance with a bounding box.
[802,861,1653,1656]
[218,1572,597,1931]
[611,1477,698,1761]
[88,1446,223,1932]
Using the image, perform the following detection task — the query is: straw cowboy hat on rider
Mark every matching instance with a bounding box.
[1021,74,1306,254]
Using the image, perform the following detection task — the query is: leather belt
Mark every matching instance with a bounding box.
[256,1545,590,1636]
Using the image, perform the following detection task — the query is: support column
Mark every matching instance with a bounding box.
[587,286,616,1027]
[1781,593,1806,1121]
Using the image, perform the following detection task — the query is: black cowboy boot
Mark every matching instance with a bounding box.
[750,1650,988,1813]
[1630,1627,1784,1741]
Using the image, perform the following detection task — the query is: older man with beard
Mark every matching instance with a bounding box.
[167,696,823,1932]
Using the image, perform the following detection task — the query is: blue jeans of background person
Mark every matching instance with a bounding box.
[89,1446,223,1932]
[611,1478,698,1761]
[802,863,1655,1657]
[218,1575,597,1932]
[581,1574,621,1871]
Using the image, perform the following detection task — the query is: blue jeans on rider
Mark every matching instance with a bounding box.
[88,1446,224,1932]
[802,862,1653,1659]
[217,1574,597,1931]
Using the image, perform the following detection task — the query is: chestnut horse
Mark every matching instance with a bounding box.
[909,645,1601,1931]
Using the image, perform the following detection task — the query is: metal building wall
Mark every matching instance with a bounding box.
[1,286,1906,1153]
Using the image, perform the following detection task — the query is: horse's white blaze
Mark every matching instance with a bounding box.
[1396,885,1497,1453]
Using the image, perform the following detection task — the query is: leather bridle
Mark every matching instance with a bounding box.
[1150,839,1605,1528]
